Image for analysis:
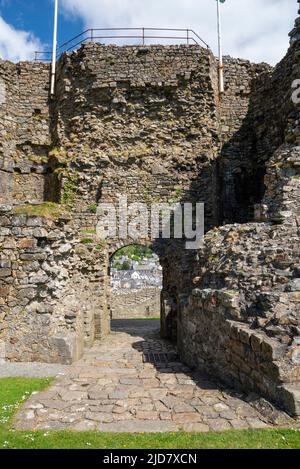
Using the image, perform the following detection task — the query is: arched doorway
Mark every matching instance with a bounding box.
[105,239,183,344]
[109,244,163,324]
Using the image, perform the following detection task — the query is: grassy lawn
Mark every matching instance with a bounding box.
[0,377,300,449]
[135,316,160,320]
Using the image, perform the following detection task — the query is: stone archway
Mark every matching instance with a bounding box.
[109,243,162,322]
[106,239,177,340]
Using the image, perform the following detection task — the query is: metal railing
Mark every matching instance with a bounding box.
[34,27,210,61]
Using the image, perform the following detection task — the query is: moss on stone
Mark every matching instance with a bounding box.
[95,241,107,251]
[87,204,97,214]
[80,238,95,244]
[61,173,78,208]
[27,155,48,165]
[81,229,97,235]
[14,202,69,220]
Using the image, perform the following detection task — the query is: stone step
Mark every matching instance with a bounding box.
[279,382,300,416]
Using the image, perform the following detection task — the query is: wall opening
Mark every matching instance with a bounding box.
[109,244,163,323]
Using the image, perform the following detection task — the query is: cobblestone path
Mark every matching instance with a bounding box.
[14,320,296,432]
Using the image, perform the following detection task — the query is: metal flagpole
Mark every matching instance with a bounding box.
[50,0,58,97]
[217,0,224,94]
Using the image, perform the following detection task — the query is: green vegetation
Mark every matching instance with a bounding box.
[48,148,67,163]
[61,173,78,208]
[113,260,131,271]
[80,238,95,245]
[135,316,160,320]
[1,378,300,449]
[14,202,69,220]
[113,245,153,261]
[80,229,97,235]
[28,154,48,165]
[96,241,107,251]
[87,204,97,214]
[112,245,156,270]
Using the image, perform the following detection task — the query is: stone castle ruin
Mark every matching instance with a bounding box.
[1,1,300,416]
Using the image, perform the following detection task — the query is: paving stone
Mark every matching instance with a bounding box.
[206,418,232,432]
[172,412,202,424]
[88,405,114,413]
[59,390,88,401]
[173,403,194,413]
[160,412,172,420]
[214,403,230,412]
[109,389,130,399]
[220,410,238,420]
[13,322,293,432]
[98,420,178,433]
[141,378,161,388]
[119,378,141,386]
[246,418,269,429]
[85,411,114,423]
[88,391,110,400]
[135,411,159,420]
[182,423,210,432]
[72,420,98,431]
[230,419,250,430]
[129,389,150,398]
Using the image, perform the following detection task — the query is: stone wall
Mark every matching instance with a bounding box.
[179,288,299,414]
[0,204,109,364]
[176,11,300,416]
[0,61,54,205]
[111,287,161,319]
[54,43,220,230]
[52,43,222,343]
[1,1,300,417]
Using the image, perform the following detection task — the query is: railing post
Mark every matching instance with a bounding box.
[187,29,189,45]
[142,27,145,46]
[91,29,94,42]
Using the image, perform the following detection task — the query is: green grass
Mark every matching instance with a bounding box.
[80,238,95,244]
[14,202,69,220]
[80,229,97,235]
[133,316,160,320]
[0,378,300,449]
[87,204,97,214]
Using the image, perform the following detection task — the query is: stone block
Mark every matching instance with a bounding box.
[51,334,84,364]
[250,334,263,353]
[279,384,300,416]
[0,340,5,362]
[261,338,287,360]
[18,238,36,249]
[0,268,12,278]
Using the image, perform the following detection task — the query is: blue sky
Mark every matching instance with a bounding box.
[0,0,82,49]
[0,0,297,64]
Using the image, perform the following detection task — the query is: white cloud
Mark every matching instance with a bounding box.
[61,0,297,65]
[0,15,42,62]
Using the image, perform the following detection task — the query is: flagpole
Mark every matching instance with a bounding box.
[50,0,58,97]
[217,0,224,94]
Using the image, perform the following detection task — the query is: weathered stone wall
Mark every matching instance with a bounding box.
[0,204,109,364]
[52,43,222,343]
[53,43,220,230]
[1,2,300,417]
[0,61,53,205]
[176,13,300,416]
[179,288,298,414]
[218,47,295,224]
[111,287,161,319]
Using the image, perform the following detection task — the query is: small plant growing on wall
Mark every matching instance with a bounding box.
[80,238,95,245]
[60,172,78,208]
[87,204,97,214]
